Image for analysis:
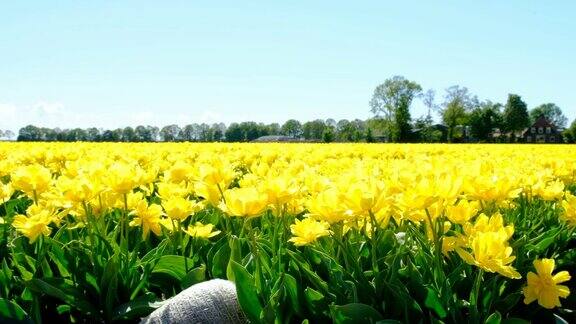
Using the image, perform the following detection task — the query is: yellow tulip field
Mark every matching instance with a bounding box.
[0,142,575,323]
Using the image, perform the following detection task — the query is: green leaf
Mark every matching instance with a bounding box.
[56,305,71,315]
[285,273,303,315]
[47,250,71,277]
[230,261,263,324]
[226,236,242,281]
[181,265,206,289]
[113,294,165,321]
[424,287,447,318]
[24,278,99,315]
[211,241,230,279]
[152,255,195,282]
[532,235,557,252]
[104,273,118,321]
[0,298,33,323]
[330,303,384,324]
[496,292,522,314]
[304,287,326,315]
[485,311,502,324]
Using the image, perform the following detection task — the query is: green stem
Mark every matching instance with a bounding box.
[470,269,484,323]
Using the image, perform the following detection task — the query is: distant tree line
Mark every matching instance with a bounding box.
[10,75,575,143]
[15,119,375,143]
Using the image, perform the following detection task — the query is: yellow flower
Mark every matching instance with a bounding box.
[197,160,237,188]
[105,162,144,194]
[11,165,52,197]
[221,187,268,217]
[129,201,163,239]
[456,231,521,279]
[164,161,194,183]
[523,258,571,309]
[534,180,565,201]
[157,181,191,200]
[184,222,221,239]
[343,180,389,216]
[194,181,223,206]
[261,175,299,206]
[55,175,97,204]
[446,199,478,225]
[12,204,54,243]
[561,193,576,226]
[159,217,175,232]
[463,212,514,241]
[0,182,14,202]
[307,188,354,224]
[162,197,203,221]
[289,217,331,246]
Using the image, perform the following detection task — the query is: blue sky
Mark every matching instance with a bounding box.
[1,1,575,132]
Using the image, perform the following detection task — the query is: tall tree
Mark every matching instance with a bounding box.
[225,123,243,142]
[529,103,567,128]
[302,120,326,140]
[281,119,303,138]
[159,125,181,142]
[369,76,422,142]
[422,89,438,119]
[503,94,530,135]
[563,119,576,143]
[440,86,477,142]
[468,101,503,141]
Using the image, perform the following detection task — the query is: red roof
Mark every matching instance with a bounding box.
[531,115,555,128]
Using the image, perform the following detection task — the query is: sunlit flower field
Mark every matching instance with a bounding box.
[0,143,575,323]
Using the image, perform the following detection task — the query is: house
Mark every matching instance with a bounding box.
[522,115,562,143]
[252,135,302,143]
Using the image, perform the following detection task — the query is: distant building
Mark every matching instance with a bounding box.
[252,135,302,143]
[522,115,562,143]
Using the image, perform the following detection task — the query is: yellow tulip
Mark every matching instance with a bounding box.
[162,196,203,221]
[184,222,221,239]
[129,201,163,239]
[221,187,268,217]
[523,258,571,309]
[12,204,55,243]
[11,165,52,198]
[289,217,331,246]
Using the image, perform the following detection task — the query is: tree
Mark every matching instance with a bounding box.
[322,126,335,143]
[563,119,576,143]
[225,123,243,142]
[413,115,442,143]
[211,123,226,141]
[122,127,136,142]
[529,103,567,128]
[267,123,281,135]
[468,101,503,141]
[503,94,530,136]
[3,130,14,140]
[302,120,326,140]
[18,125,42,141]
[281,119,302,138]
[440,86,476,142]
[159,125,181,142]
[422,89,438,119]
[369,76,422,142]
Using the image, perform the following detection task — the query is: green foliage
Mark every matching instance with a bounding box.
[529,103,567,128]
[503,94,530,133]
[468,101,503,141]
[370,76,422,142]
[440,86,477,142]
